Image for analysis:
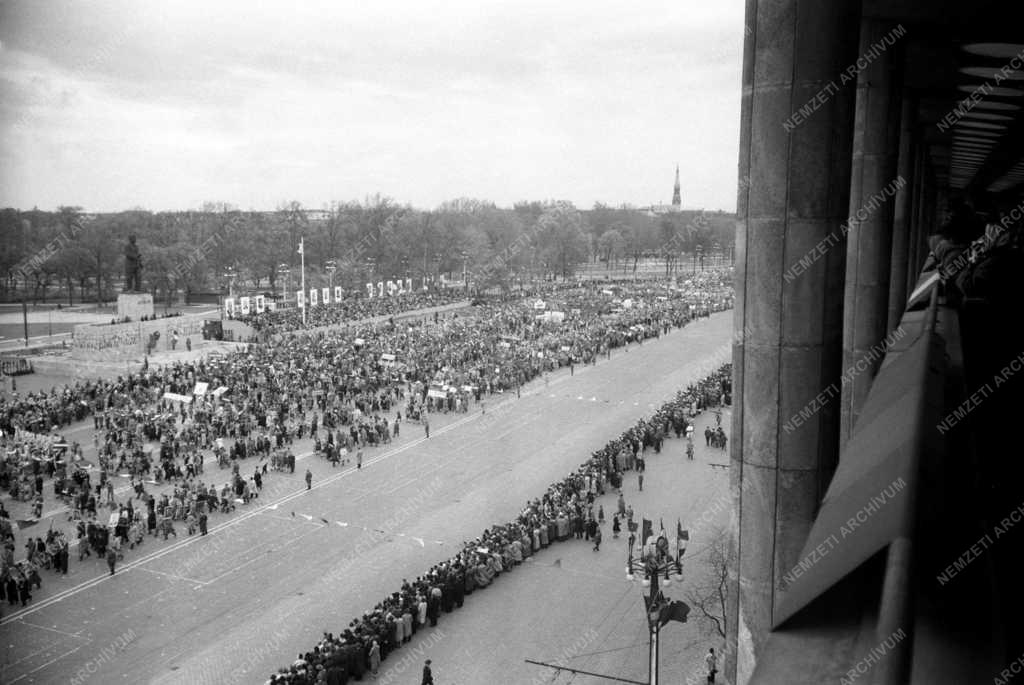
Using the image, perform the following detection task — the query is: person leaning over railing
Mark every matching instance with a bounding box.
[951,206,1023,305]
[922,201,985,280]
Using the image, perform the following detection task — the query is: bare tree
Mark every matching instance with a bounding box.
[685,527,732,639]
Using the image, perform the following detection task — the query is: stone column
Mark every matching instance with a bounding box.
[887,96,917,330]
[839,19,904,445]
[729,0,860,682]
[906,140,927,290]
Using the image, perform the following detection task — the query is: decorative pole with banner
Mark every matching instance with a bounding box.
[625,518,690,685]
[298,237,306,327]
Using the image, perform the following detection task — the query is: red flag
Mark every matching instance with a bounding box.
[677,519,689,542]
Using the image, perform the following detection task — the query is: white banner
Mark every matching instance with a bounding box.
[377,281,384,297]
[387,280,397,296]
[366,282,374,298]
[255,295,265,313]
[224,297,236,315]
[334,286,343,302]
[297,290,305,308]
[322,287,330,305]
[194,382,209,396]
[309,288,318,306]
[239,296,251,315]
[405,278,413,293]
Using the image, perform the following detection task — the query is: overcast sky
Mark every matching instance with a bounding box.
[0,0,743,213]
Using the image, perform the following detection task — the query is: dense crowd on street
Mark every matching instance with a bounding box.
[264,364,732,684]
[233,291,468,335]
[0,274,732,625]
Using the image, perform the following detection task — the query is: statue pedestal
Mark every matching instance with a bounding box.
[117,292,154,321]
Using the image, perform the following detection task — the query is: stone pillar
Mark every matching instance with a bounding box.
[906,141,927,290]
[887,96,916,330]
[839,19,904,445]
[729,0,860,682]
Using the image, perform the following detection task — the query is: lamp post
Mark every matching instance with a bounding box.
[224,266,237,299]
[626,525,686,685]
[696,245,704,272]
[276,263,290,305]
[325,259,337,292]
[460,250,468,292]
[365,257,376,296]
[165,272,174,315]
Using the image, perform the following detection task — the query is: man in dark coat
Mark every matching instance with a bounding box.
[451,566,466,608]
[426,583,441,626]
[325,655,347,685]
[422,659,434,684]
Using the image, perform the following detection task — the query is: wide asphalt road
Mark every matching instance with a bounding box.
[0,311,731,684]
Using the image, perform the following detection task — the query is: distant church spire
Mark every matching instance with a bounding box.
[672,164,681,207]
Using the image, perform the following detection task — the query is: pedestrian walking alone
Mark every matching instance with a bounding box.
[424,419,430,438]
[199,512,208,536]
[705,648,717,683]
[106,547,117,576]
[593,526,602,551]
[305,468,312,490]
[357,449,363,470]
[422,659,434,685]
[638,473,644,492]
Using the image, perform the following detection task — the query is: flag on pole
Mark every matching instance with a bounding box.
[642,518,653,544]
[677,520,689,543]
[297,239,304,255]
[659,600,691,626]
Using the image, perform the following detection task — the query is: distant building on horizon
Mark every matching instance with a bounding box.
[644,164,687,216]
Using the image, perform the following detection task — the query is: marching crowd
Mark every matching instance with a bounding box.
[265,364,732,684]
[234,291,468,335]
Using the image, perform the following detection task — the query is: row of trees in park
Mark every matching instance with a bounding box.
[0,198,734,304]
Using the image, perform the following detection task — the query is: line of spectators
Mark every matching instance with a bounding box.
[266,364,732,684]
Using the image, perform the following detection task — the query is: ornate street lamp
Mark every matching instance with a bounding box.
[626,523,686,685]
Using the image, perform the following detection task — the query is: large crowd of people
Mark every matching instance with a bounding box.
[234,291,468,335]
[0,273,733,656]
[264,363,732,684]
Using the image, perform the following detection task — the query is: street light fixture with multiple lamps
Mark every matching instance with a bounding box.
[625,522,688,685]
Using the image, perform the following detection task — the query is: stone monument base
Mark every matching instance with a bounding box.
[117,292,154,321]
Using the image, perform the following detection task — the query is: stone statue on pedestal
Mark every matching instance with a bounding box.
[124,235,142,292]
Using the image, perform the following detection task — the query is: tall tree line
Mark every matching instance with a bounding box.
[0,199,734,303]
